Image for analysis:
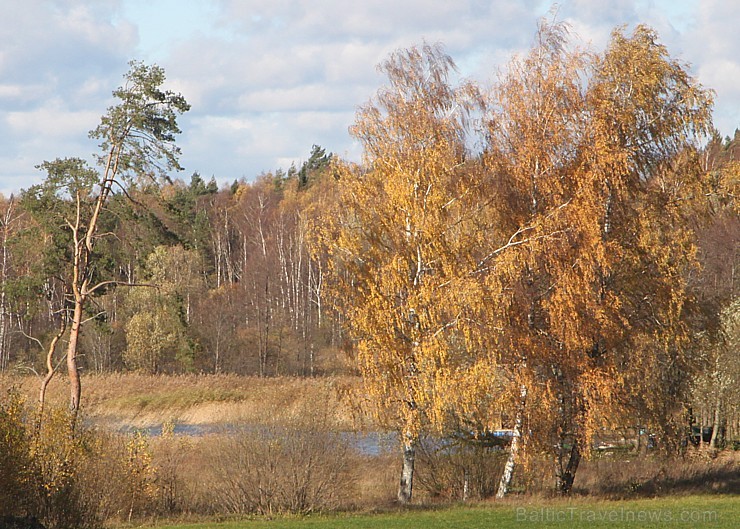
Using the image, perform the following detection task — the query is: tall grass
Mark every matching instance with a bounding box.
[0,373,365,429]
[2,373,738,528]
[576,451,739,497]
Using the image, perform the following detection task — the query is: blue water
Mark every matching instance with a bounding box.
[116,422,397,456]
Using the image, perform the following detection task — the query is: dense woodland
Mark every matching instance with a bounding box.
[0,160,338,378]
[0,20,738,516]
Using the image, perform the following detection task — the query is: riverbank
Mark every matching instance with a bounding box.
[0,373,368,430]
[2,373,738,526]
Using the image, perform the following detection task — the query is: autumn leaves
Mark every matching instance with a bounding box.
[321,22,714,501]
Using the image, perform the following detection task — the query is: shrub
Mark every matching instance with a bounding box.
[0,390,34,517]
[208,419,356,514]
[150,420,193,515]
[415,436,507,501]
[0,389,160,529]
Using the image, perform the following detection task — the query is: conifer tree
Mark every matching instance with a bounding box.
[33,62,189,416]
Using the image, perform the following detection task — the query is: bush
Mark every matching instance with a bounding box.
[208,418,356,514]
[415,436,507,501]
[28,407,99,529]
[0,389,159,529]
[150,420,193,515]
[0,390,34,517]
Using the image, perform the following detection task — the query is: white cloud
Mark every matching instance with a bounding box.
[6,99,99,139]
[0,0,738,195]
[0,84,48,102]
[236,85,362,112]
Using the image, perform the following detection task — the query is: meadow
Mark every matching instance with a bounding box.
[0,373,365,429]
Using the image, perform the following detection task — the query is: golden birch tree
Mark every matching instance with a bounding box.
[481,20,592,497]
[584,24,713,458]
[324,21,714,499]
[322,43,492,503]
[483,21,713,494]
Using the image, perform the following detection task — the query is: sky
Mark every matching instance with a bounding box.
[1,0,738,196]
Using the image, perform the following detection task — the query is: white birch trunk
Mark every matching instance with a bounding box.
[496,384,527,499]
[709,398,722,450]
[398,432,416,504]
[0,199,13,371]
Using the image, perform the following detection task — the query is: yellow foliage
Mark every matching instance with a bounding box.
[322,21,714,474]
[321,43,495,440]
[124,431,158,517]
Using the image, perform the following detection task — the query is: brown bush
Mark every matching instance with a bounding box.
[149,421,195,515]
[415,437,507,501]
[206,422,357,515]
[0,390,34,517]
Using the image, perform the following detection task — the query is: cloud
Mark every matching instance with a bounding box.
[0,1,139,194]
[6,99,99,140]
[684,0,740,135]
[156,0,546,183]
[0,0,738,196]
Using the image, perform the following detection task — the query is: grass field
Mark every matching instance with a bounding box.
[150,495,737,529]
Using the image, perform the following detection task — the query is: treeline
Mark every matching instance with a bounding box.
[0,147,342,377]
[0,25,735,433]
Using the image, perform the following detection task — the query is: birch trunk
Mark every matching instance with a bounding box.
[556,440,581,495]
[496,384,527,498]
[0,199,13,371]
[709,398,722,450]
[397,433,416,504]
[0,271,7,371]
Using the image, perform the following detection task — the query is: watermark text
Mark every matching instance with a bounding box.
[514,506,718,524]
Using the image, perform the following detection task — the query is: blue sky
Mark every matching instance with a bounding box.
[1,0,737,196]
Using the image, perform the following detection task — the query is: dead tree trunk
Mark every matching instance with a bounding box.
[38,319,67,433]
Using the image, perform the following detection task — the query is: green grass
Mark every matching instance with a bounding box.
[149,495,737,529]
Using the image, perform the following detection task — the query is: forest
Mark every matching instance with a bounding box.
[0,19,738,528]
